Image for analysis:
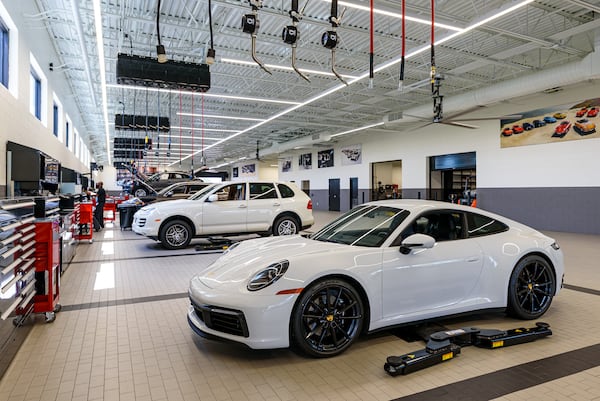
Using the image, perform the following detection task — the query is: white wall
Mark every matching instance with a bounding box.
[0,1,89,193]
[280,80,600,191]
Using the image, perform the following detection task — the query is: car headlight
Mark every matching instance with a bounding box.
[247,260,289,292]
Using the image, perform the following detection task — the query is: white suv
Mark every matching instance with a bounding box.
[132,181,314,249]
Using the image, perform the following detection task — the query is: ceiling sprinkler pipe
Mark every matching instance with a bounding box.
[251,33,272,75]
[331,49,348,85]
[292,45,310,82]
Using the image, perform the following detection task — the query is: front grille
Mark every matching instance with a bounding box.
[191,301,249,338]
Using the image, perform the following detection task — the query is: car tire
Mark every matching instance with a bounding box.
[291,278,364,358]
[159,220,192,250]
[134,187,148,197]
[273,215,300,236]
[507,255,555,320]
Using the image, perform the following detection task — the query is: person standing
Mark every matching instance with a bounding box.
[94,181,106,229]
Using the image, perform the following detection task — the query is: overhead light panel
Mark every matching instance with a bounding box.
[116,54,210,92]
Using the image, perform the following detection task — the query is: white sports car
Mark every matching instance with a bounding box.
[188,200,564,357]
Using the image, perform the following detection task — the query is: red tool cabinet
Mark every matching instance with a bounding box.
[32,218,61,322]
[77,202,93,242]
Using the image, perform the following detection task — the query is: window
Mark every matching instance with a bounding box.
[0,21,8,88]
[214,184,246,201]
[312,205,409,247]
[250,183,277,199]
[400,211,465,242]
[30,69,41,120]
[466,212,508,237]
[277,184,295,198]
[65,120,70,148]
[52,103,59,137]
[74,130,78,156]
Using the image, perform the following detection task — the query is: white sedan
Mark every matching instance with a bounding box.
[133,181,314,249]
[188,200,564,357]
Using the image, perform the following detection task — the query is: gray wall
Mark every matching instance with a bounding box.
[311,186,600,235]
[478,187,600,235]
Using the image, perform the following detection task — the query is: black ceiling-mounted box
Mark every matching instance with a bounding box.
[115,114,170,131]
[116,53,210,92]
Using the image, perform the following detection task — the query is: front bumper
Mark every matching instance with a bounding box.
[131,214,159,237]
[187,284,298,349]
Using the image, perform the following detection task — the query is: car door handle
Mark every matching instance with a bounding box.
[273,202,280,206]
[466,256,480,263]
[238,204,247,208]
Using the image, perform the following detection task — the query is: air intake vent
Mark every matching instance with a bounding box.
[116,54,210,92]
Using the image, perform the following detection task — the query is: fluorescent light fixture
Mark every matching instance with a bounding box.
[220,58,360,80]
[176,112,265,122]
[331,122,385,138]
[170,126,241,134]
[106,83,300,105]
[329,0,462,31]
[92,0,111,166]
[170,0,533,167]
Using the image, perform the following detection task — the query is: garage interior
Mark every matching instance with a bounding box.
[1,0,600,400]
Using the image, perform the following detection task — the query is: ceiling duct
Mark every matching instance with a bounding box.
[116,54,210,92]
[114,114,170,131]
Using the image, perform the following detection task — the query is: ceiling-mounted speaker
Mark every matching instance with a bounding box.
[242,14,258,34]
[282,26,298,44]
[116,53,210,92]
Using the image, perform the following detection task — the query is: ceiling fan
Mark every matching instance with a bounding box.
[401,75,522,130]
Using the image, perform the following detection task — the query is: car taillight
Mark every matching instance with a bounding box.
[307,200,313,210]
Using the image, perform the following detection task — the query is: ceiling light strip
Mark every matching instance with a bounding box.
[331,122,384,138]
[331,0,462,31]
[176,112,265,122]
[171,0,533,167]
[92,0,111,166]
[106,84,300,105]
[220,58,359,79]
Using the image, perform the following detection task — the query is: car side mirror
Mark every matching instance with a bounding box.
[165,191,174,197]
[399,233,435,255]
[207,194,219,202]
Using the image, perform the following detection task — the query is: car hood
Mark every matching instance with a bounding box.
[141,199,193,212]
[192,235,342,289]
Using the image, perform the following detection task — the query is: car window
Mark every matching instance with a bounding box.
[312,206,409,247]
[171,186,187,194]
[188,184,206,193]
[277,184,295,198]
[466,212,508,237]
[399,211,464,243]
[215,183,246,201]
[250,183,278,199]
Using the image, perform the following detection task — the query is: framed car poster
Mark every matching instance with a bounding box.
[232,167,238,178]
[299,153,312,170]
[281,158,292,173]
[318,149,334,168]
[341,144,362,165]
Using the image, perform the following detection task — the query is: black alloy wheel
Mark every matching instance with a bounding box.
[507,255,555,319]
[134,187,148,197]
[159,220,192,250]
[292,279,364,357]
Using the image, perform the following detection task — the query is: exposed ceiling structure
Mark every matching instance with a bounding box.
[31,0,600,170]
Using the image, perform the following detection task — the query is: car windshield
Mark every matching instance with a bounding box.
[311,205,410,247]
[188,184,217,200]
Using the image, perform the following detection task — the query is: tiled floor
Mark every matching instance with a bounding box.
[0,211,599,401]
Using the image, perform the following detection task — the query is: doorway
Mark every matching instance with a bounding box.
[428,152,476,204]
[349,177,358,209]
[328,178,340,211]
[371,160,402,201]
[301,180,310,196]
